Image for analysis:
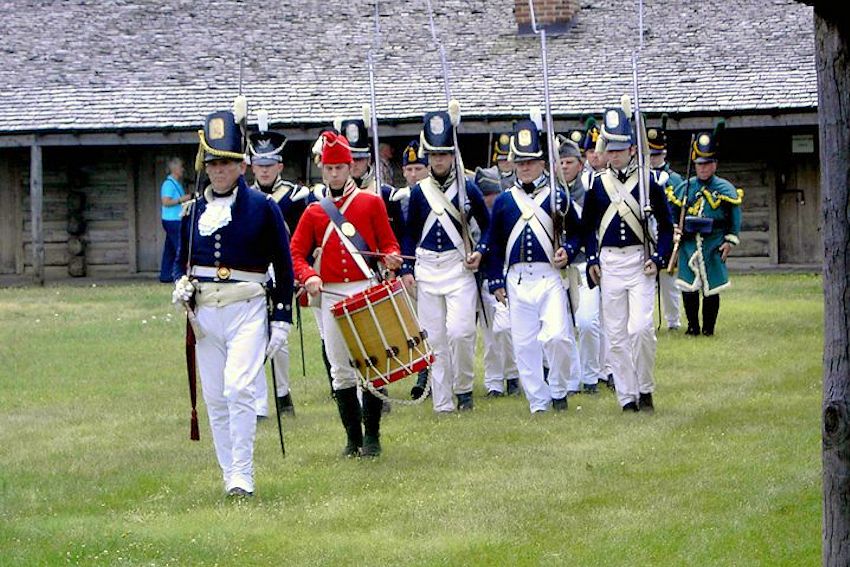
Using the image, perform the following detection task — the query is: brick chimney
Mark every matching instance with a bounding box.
[515,0,579,35]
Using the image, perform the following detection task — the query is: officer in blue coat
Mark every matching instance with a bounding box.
[172,106,294,497]
[480,116,582,413]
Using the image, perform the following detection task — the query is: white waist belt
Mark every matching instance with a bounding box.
[191,265,269,283]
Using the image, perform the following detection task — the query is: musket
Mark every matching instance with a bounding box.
[367,1,383,190]
[425,0,489,327]
[528,0,576,327]
[425,0,471,255]
[630,53,653,263]
[667,133,696,275]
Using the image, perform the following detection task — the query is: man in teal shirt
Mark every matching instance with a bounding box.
[160,157,189,282]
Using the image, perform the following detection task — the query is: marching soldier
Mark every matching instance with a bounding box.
[647,116,684,331]
[558,137,604,394]
[480,116,582,413]
[172,106,294,497]
[246,119,308,419]
[474,166,520,397]
[492,133,516,190]
[338,115,400,230]
[668,121,743,336]
[582,101,674,412]
[399,109,490,413]
[580,116,605,185]
[289,131,402,457]
[395,140,432,400]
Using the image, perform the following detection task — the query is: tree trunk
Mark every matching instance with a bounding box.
[818,7,850,566]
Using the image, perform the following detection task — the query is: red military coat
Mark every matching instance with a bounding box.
[290,186,400,284]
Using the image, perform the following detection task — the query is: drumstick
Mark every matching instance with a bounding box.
[352,250,417,261]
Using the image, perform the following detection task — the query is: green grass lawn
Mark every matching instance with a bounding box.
[0,273,822,566]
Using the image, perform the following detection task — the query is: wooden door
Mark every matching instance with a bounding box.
[778,154,821,264]
[134,150,166,272]
[0,152,21,274]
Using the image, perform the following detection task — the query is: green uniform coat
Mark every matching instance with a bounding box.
[667,175,743,296]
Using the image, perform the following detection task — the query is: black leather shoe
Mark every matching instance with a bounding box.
[457,392,474,411]
[506,378,520,396]
[227,487,254,498]
[622,402,640,412]
[702,328,714,337]
[685,325,701,336]
[638,393,654,412]
[582,383,599,395]
[603,374,616,391]
[566,389,580,398]
[486,390,504,398]
[276,393,295,416]
[341,443,360,458]
[552,397,568,411]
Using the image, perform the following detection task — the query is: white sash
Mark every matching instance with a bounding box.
[418,176,464,252]
[599,171,644,246]
[505,187,555,268]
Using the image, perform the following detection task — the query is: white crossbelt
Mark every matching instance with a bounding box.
[505,186,555,269]
[418,176,465,253]
[599,171,644,247]
[190,265,269,283]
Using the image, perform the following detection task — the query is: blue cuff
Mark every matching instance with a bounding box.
[488,278,506,294]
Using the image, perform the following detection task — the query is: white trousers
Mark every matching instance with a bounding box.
[659,271,682,328]
[320,280,373,390]
[479,281,518,393]
[507,262,577,413]
[195,295,267,493]
[572,262,605,387]
[254,345,290,416]
[415,248,478,412]
[599,246,657,407]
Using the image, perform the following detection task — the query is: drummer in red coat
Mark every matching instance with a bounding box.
[290,130,402,458]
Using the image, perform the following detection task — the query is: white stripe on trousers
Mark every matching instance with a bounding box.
[506,262,577,412]
[195,295,267,493]
[598,246,657,406]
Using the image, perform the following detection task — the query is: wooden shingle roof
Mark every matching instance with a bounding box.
[0,0,816,134]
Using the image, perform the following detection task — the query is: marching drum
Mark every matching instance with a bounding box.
[331,279,433,388]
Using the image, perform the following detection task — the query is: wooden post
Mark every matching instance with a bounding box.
[815,4,850,565]
[29,143,44,285]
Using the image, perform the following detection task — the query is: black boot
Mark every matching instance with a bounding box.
[457,392,474,411]
[702,294,720,336]
[506,378,520,396]
[411,368,429,400]
[682,292,701,336]
[638,392,655,413]
[361,390,383,458]
[333,387,362,457]
[276,393,295,416]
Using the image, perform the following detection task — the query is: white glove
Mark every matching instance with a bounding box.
[266,321,291,358]
[172,276,195,304]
